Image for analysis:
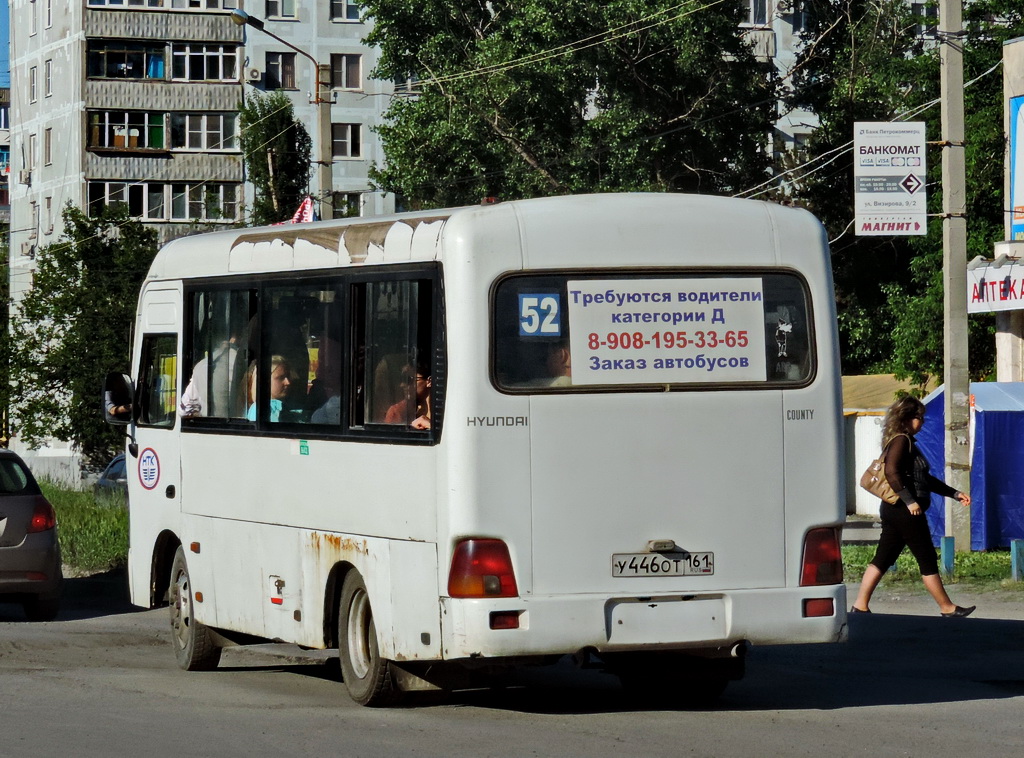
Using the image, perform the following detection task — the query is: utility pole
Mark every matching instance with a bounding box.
[231,10,334,221]
[939,0,971,550]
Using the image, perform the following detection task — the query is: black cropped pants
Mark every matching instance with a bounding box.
[869,500,940,576]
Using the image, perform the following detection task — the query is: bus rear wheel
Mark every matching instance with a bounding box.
[338,570,400,706]
[169,546,222,671]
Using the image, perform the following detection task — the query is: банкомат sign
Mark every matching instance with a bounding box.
[854,122,927,236]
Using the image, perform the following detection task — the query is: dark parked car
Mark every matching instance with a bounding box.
[94,453,128,501]
[0,449,62,621]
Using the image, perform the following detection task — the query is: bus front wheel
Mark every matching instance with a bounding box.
[338,570,400,706]
[169,546,222,671]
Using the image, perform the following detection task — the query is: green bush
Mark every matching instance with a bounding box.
[843,544,1013,584]
[41,481,128,574]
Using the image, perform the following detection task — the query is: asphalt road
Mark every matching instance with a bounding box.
[1,573,1022,758]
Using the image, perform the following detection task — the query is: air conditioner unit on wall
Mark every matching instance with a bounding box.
[18,169,31,185]
[247,68,262,82]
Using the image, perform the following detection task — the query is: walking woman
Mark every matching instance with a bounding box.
[852,396,975,617]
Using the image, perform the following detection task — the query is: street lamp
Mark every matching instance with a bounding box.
[231,9,333,220]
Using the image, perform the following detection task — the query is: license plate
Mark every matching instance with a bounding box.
[611,552,714,577]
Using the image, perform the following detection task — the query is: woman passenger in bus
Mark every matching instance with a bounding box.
[851,396,975,617]
[384,361,432,429]
[522,340,572,388]
[245,355,291,423]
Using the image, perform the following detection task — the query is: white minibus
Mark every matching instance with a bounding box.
[105,193,847,706]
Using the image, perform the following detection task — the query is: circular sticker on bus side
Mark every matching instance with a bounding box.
[139,447,160,490]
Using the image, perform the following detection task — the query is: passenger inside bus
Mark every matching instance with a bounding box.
[543,340,572,386]
[245,355,292,423]
[309,339,343,425]
[523,339,572,387]
[384,360,432,429]
[179,336,246,418]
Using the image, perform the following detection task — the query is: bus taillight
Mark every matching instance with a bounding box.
[448,539,519,598]
[800,527,843,586]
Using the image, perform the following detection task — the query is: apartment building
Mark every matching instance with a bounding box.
[0,2,10,231]
[236,0,393,219]
[8,1,391,304]
[741,0,820,158]
[6,0,391,478]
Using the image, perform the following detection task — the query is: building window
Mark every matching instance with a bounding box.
[44,60,52,97]
[911,3,938,38]
[45,0,52,28]
[88,110,166,150]
[741,0,769,26]
[87,41,166,79]
[265,52,296,89]
[30,0,38,36]
[0,106,8,130]
[28,134,37,170]
[44,129,52,166]
[393,73,420,95]
[333,192,362,219]
[171,44,239,81]
[330,54,361,90]
[86,1,240,7]
[266,0,296,18]
[330,0,361,21]
[170,113,238,150]
[171,183,239,221]
[44,197,53,234]
[331,123,361,158]
[29,67,38,103]
[88,181,240,222]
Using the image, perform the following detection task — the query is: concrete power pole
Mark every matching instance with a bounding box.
[939,0,971,550]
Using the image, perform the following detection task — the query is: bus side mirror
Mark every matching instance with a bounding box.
[103,372,136,426]
[103,372,140,457]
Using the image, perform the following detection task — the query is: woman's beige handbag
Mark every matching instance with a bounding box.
[858,434,909,505]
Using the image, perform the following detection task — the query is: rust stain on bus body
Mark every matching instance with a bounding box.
[307,531,369,562]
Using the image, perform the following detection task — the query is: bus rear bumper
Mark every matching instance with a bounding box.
[439,584,847,660]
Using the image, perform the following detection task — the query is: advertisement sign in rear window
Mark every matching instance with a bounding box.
[493,272,813,391]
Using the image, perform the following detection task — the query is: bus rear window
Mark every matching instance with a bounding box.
[492,272,814,391]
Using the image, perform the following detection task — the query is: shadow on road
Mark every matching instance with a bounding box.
[209,611,1024,714]
[0,567,137,623]
[4,575,1023,716]
[408,613,1024,714]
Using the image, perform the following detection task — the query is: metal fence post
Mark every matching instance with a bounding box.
[940,536,956,577]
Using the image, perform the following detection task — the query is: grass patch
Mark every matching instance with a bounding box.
[41,480,128,575]
[843,544,1016,586]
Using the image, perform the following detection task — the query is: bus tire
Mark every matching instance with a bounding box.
[169,546,222,671]
[338,570,400,706]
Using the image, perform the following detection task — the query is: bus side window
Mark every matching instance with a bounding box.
[263,283,342,426]
[354,279,434,431]
[762,275,812,383]
[183,289,256,420]
[137,334,177,428]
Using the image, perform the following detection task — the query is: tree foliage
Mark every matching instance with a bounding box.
[783,0,1021,382]
[363,0,780,208]
[238,90,313,225]
[7,204,158,468]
